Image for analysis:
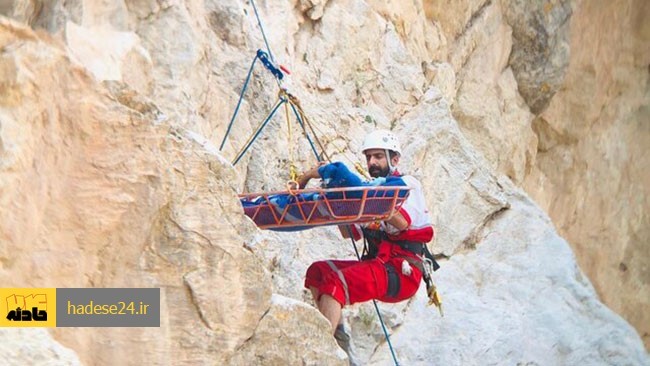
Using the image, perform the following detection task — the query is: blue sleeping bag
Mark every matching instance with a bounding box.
[318,162,408,198]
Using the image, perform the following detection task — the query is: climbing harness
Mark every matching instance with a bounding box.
[361,228,444,316]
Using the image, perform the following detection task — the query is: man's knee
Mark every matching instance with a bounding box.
[305,260,351,306]
[305,261,318,277]
[305,260,328,280]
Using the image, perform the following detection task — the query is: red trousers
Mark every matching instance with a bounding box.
[304,242,422,306]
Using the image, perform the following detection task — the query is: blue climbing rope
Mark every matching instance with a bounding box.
[250,0,275,64]
[371,299,399,365]
[289,103,321,162]
[220,0,287,152]
[220,53,259,151]
[345,227,400,366]
[220,49,285,152]
[232,97,287,166]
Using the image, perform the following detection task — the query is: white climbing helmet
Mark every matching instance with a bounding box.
[361,130,402,156]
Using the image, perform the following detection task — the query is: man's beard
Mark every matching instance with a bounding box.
[369,165,390,178]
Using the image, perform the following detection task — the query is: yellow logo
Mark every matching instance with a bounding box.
[0,288,56,327]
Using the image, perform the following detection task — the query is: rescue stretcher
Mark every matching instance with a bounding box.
[240,186,410,231]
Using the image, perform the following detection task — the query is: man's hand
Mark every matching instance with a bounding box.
[385,210,408,231]
[295,161,326,189]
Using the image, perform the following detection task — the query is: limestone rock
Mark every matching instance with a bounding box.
[347,300,410,363]
[450,1,537,185]
[0,329,81,366]
[502,0,573,114]
[370,194,649,365]
[229,294,347,366]
[205,0,248,47]
[0,0,42,25]
[429,0,649,346]
[0,18,272,365]
[423,0,489,41]
[523,0,650,348]
[397,87,509,256]
[65,22,153,91]
[298,0,330,20]
[422,61,456,106]
[454,66,538,184]
[366,0,447,62]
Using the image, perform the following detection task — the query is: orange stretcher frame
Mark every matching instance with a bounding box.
[239,186,411,230]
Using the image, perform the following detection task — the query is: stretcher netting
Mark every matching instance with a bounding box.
[240,186,411,231]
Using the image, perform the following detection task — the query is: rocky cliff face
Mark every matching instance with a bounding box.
[0,0,647,365]
[0,18,341,365]
[523,0,650,349]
